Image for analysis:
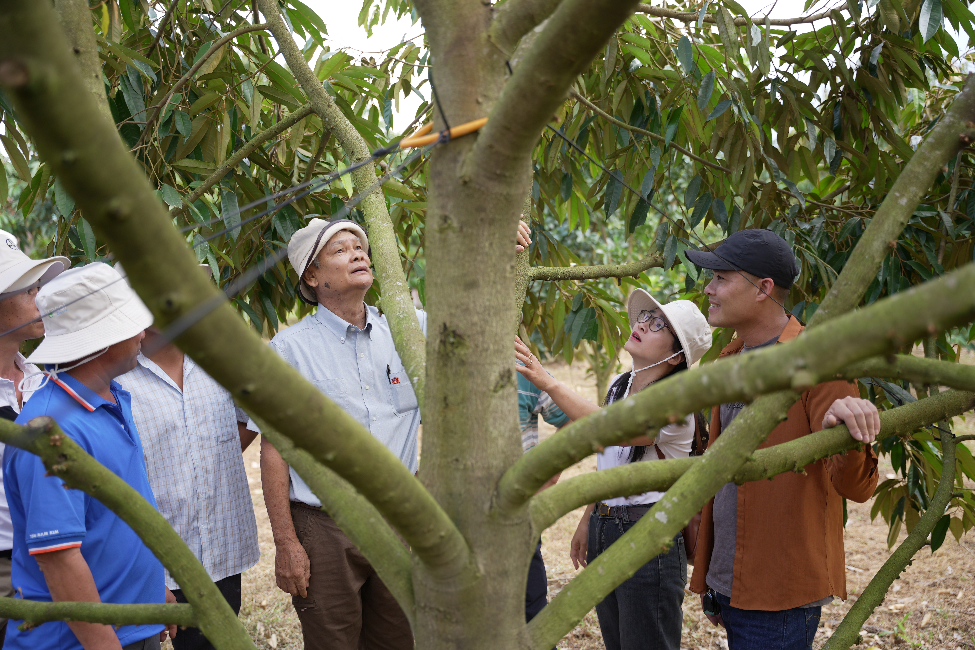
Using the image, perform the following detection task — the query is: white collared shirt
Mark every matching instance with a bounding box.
[117,354,260,588]
[0,353,44,550]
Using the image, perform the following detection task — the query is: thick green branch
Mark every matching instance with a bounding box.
[0,0,469,577]
[0,418,250,647]
[489,0,563,55]
[256,0,427,409]
[635,2,849,25]
[173,103,314,218]
[497,262,975,511]
[822,426,958,650]
[570,91,730,174]
[0,599,196,628]
[255,417,415,623]
[838,356,975,393]
[812,75,975,324]
[529,252,663,281]
[528,390,797,649]
[54,0,111,122]
[470,0,641,185]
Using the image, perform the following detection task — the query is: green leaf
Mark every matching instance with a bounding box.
[679,248,699,281]
[868,43,884,78]
[259,292,279,331]
[920,0,943,42]
[193,233,208,262]
[684,175,702,208]
[235,298,262,332]
[160,184,181,208]
[879,0,901,33]
[174,111,192,138]
[629,197,651,233]
[640,170,654,198]
[53,178,75,216]
[664,106,683,149]
[664,234,679,269]
[690,192,712,228]
[698,70,715,111]
[931,514,951,551]
[706,99,731,121]
[823,137,836,165]
[0,167,7,206]
[273,205,302,242]
[171,159,217,175]
[221,189,240,241]
[697,0,711,28]
[849,0,862,21]
[713,198,729,231]
[677,36,695,75]
[716,8,738,60]
[604,175,622,216]
[80,217,97,262]
[560,172,573,202]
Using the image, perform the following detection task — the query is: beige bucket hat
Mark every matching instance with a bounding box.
[28,263,154,365]
[0,230,70,297]
[627,289,712,366]
[287,218,368,305]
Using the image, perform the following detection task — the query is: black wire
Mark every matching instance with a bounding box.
[544,123,792,313]
[866,377,955,438]
[427,67,451,134]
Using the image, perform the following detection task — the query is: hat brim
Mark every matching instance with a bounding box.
[626,289,698,367]
[28,296,154,365]
[0,258,70,295]
[683,249,739,272]
[295,220,369,306]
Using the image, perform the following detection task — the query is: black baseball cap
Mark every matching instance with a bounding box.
[684,229,800,288]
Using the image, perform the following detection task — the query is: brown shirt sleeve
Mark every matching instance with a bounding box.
[804,379,879,503]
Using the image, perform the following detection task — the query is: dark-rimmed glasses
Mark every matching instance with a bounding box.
[636,310,670,333]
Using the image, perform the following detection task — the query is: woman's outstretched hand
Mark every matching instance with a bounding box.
[514,336,555,391]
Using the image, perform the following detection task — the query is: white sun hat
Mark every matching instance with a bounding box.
[287,218,368,305]
[27,262,154,365]
[0,230,70,297]
[627,289,713,366]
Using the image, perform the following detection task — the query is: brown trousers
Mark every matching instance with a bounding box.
[290,503,413,650]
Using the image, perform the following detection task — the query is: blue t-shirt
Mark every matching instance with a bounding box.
[3,374,164,649]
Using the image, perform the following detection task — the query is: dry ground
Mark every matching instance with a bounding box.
[236,358,975,649]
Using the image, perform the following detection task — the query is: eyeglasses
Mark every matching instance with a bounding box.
[636,310,670,333]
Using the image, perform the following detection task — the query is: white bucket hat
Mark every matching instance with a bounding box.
[28,262,154,365]
[627,289,712,366]
[287,218,369,305]
[0,230,70,297]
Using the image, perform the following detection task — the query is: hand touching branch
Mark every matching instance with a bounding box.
[822,397,881,443]
[516,218,532,252]
[514,337,600,421]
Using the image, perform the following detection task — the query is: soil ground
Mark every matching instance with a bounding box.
[233,359,975,650]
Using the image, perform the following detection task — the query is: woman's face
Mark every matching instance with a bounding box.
[623,307,681,368]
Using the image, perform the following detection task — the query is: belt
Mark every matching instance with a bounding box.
[0,549,11,559]
[290,501,325,512]
[595,502,655,523]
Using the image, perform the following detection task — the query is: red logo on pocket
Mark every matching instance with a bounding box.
[391,377,400,384]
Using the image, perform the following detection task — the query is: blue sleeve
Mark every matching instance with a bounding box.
[8,447,86,555]
[539,391,570,428]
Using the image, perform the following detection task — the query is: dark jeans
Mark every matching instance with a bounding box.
[715,592,822,650]
[122,636,161,650]
[525,543,548,622]
[171,574,242,650]
[587,509,686,650]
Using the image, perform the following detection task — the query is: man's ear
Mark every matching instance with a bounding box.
[756,278,777,302]
[302,269,319,289]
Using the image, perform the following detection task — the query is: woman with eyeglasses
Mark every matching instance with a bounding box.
[515,289,712,650]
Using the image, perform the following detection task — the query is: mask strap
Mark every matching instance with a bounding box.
[19,348,110,394]
[621,351,681,401]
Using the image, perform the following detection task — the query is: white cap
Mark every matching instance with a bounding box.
[0,230,70,296]
[28,263,154,365]
[627,289,712,366]
[287,218,368,305]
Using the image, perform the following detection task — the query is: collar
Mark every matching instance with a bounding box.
[46,371,119,413]
[313,303,375,343]
[135,352,194,392]
[718,315,804,358]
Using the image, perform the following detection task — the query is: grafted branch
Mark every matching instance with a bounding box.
[823,426,959,650]
[0,0,469,577]
[812,74,975,324]
[0,599,196,628]
[531,388,975,533]
[497,262,975,511]
[529,252,664,281]
[255,417,415,621]
[635,2,849,25]
[174,103,314,218]
[489,0,563,55]
[256,0,428,409]
[0,417,251,647]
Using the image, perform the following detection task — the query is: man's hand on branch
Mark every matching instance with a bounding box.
[161,588,179,642]
[516,218,532,252]
[514,336,556,392]
[822,396,881,443]
[274,539,311,598]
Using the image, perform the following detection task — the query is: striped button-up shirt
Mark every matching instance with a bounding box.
[117,354,260,589]
[0,354,43,551]
[255,303,426,507]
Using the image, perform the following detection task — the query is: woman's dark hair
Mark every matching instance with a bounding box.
[604,330,708,462]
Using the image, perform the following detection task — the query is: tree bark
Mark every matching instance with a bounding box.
[53,0,111,122]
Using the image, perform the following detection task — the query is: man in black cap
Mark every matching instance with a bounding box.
[686,229,881,650]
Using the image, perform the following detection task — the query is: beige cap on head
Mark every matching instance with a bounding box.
[0,230,70,297]
[287,218,369,305]
[627,289,712,366]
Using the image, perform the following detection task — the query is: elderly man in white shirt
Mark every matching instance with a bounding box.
[117,266,259,650]
[0,231,68,645]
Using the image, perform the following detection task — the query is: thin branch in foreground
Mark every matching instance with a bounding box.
[529,252,664,281]
[0,600,196,629]
[635,2,849,26]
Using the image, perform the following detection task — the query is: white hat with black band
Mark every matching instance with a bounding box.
[0,230,70,298]
[287,218,369,305]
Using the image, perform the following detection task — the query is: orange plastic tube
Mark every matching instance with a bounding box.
[399,117,488,149]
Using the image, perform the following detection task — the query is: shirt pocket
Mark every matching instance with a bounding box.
[204,393,240,443]
[385,366,418,416]
[312,379,350,412]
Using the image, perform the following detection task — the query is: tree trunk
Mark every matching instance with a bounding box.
[54,0,111,121]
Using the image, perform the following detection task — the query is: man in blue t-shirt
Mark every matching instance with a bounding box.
[3,263,174,650]
[517,369,571,622]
